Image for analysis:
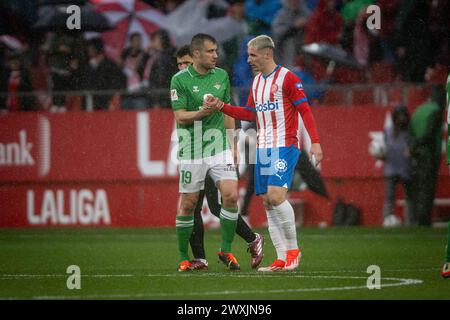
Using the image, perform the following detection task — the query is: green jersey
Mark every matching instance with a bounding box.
[170,64,231,160]
[446,74,450,165]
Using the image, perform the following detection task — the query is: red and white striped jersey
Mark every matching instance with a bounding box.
[245,65,314,149]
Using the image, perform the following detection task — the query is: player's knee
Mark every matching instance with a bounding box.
[267,192,285,207]
[179,198,197,215]
[222,190,238,207]
[262,198,272,210]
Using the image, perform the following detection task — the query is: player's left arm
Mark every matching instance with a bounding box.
[223,74,234,131]
[285,71,323,165]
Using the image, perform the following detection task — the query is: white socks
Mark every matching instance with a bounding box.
[266,209,286,261]
[273,200,298,251]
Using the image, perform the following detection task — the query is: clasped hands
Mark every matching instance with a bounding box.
[198,95,224,117]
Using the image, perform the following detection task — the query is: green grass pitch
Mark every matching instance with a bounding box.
[0,227,449,300]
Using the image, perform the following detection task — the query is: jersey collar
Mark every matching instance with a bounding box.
[262,65,280,80]
[188,64,216,78]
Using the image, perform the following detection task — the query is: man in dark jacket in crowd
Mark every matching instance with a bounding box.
[83,38,126,110]
[0,52,35,112]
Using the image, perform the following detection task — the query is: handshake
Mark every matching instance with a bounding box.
[200,94,225,114]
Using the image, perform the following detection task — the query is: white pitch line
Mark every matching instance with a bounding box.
[0,274,133,279]
[0,267,436,280]
[29,276,423,300]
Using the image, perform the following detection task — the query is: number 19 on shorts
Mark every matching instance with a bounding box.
[181,170,192,184]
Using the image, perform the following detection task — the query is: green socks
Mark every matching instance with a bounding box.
[220,207,238,253]
[176,216,194,262]
[176,207,238,261]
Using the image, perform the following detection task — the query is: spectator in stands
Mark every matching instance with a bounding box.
[67,56,83,92]
[381,105,414,226]
[394,0,432,82]
[0,51,35,112]
[120,32,149,110]
[304,0,343,45]
[409,85,447,226]
[340,0,373,23]
[304,0,319,11]
[83,38,126,111]
[427,0,449,70]
[292,57,335,102]
[352,6,383,67]
[220,0,249,77]
[141,29,177,108]
[48,33,74,111]
[271,0,311,69]
[376,0,400,64]
[245,0,282,35]
[231,35,254,105]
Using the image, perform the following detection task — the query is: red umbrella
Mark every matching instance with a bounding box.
[93,0,168,62]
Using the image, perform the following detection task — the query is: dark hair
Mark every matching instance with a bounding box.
[129,32,142,40]
[392,105,409,130]
[86,38,104,53]
[190,33,217,54]
[176,45,191,58]
[152,29,172,50]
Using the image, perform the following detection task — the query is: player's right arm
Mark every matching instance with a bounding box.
[173,108,214,126]
[208,87,257,121]
[170,76,213,126]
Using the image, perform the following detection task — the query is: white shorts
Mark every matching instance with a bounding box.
[178,150,238,193]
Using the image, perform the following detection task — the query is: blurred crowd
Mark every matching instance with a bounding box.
[0,0,448,112]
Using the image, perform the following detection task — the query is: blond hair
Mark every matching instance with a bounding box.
[247,35,275,51]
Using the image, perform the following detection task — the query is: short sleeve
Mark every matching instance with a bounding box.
[283,71,309,107]
[170,75,187,111]
[246,86,255,109]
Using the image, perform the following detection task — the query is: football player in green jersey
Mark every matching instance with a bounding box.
[171,34,241,272]
[174,45,264,271]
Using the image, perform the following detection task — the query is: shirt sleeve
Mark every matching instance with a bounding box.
[284,71,309,108]
[245,86,256,111]
[170,75,187,111]
[283,71,320,143]
[221,85,257,122]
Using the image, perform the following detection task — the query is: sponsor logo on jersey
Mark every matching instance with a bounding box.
[255,100,279,112]
[214,83,221,90]
[193,86,199,92]
[171,89,178,101]
[295,82,303,90]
